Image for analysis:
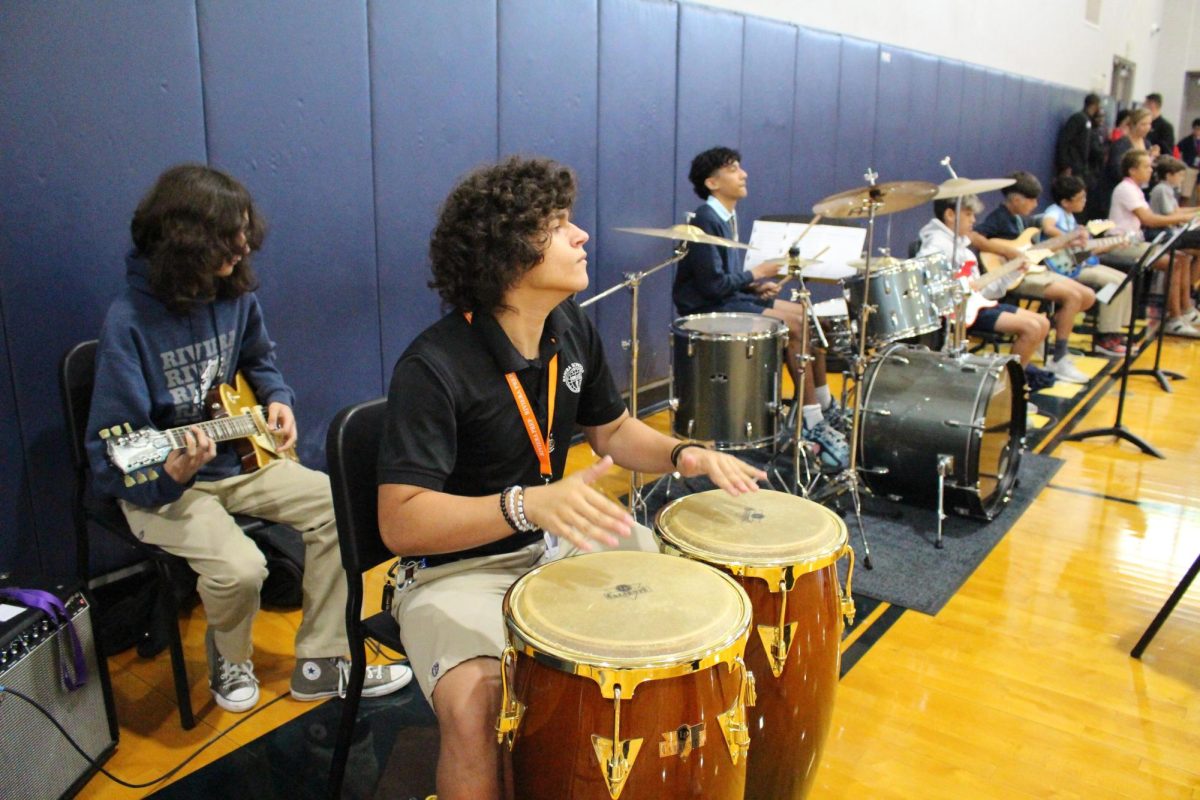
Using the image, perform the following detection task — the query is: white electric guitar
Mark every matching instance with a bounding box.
[959,249,1052,326]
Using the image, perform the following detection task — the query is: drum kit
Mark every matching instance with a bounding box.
[492,163,1028,799]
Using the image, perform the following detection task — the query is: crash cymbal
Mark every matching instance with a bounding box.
[848,256,903,270]
[933,176,1016,200]
[813,181,937,218]
[615,224,752,250]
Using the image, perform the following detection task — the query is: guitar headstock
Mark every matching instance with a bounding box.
[100,424,171,484]
[1087,219,1115,236]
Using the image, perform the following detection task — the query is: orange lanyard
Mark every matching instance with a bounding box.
[466,313,558,482]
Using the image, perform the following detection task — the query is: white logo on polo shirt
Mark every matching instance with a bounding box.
[564,362,584,393]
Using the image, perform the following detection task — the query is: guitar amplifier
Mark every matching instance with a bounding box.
[0,579,117,799]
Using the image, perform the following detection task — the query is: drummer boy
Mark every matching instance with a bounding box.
[377,155,765,800]
[672,146,850,469]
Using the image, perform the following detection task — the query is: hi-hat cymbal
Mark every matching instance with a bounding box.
[614,224,752,250]
[760,255,824,269]
[933,177,1016,199]
[813,180,938,218]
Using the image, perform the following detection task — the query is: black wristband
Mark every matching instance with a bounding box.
[499,486,520,532]
[670,442,706,469]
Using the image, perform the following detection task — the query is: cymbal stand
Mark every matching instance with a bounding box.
[771,246,823,496]
[940,156,971,355]
[581,242,689,520]
[814,168,882,570]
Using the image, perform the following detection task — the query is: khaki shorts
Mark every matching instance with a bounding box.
[392,524,660,704]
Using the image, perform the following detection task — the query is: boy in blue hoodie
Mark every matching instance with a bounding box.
[86,165,410,712]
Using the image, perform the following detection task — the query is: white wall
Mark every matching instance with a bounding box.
[684,0,1170,98]
[1151,0,1200,135]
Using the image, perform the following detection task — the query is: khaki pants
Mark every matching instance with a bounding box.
[1013,267,1132,336]
[392,525,660,703]
[121,459,348,663]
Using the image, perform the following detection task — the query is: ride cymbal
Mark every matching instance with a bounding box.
[933,177,1016,200]
[813,181,937,218]
[614,224,752,250]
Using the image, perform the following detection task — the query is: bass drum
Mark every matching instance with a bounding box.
[858,344,1026,519]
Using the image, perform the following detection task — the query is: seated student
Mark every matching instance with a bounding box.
[918,195,1053,388]
[673,146,847,468]
[377,156,767,800]
[1040,175,1136,357]
[1106,149,1200,337]
[971,171,1096,384]
[86,165,411,713]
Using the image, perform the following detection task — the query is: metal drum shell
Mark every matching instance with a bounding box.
[502,552,753,800]
[843,261,941,346]
[670,313,786,450]
[656,491,854,800]
[858,344,1026,519]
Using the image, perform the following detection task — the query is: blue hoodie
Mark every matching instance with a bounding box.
[85,255,295,508]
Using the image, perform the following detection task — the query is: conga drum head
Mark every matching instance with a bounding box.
[656,489,848,574]
[505,550,752,688]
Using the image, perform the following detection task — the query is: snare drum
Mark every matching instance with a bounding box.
[811,298,854,357]
[843,260,940,346]
[500,551,755,799]
[657,491,855,800]
[858,344,1026,518]
[671,313,786,449]
[911,251,961,317]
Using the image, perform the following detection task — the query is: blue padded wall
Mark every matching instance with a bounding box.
[499,0,599,302]
[932,59,966,181]
[197,0,379,468]
[739,17,799,225]
[676,4,744,217]
[999,74,1025,175]
[0,308,34,571]
[979,71,1009,178]
[597,0,679,390]
[833,37,879,194]
[0,1,207,576]
[957,65,987,178]
[793,28,842,213]
[371,0,499,378]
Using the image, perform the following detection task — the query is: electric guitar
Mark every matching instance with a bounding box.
[977,226,1092,285]
[100,371,298,486]
[1040,221,1129,277]
[960,250,1051,326]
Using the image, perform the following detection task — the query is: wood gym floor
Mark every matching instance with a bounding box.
[78,334,1199,799]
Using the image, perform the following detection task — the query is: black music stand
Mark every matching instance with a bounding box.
[1127,218,1200,392]
[1063,231,1176,457]
[1131,548,1200,658]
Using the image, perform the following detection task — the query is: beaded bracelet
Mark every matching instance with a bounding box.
[500,486,520,532]
[513,486,538,532]
[670,442,706,469]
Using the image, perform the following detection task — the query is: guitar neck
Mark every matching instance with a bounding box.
[164,411,263,450]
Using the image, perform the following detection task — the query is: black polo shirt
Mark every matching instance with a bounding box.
[975,205,1036,241]
[378,299,625,563]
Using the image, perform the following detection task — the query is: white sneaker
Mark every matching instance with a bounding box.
[1045,356,1089,384]
[1164,317,1200,338]
[1185,307,1200,324]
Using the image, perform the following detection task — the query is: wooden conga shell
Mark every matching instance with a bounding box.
[500,551,754,800]
[657,490,855,800]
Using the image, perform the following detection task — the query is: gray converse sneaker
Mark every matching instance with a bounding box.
[290,656,413,701]
[206,627,260,713]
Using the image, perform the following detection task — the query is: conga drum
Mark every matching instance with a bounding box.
[656,490,855,800]
[499,551,756,799]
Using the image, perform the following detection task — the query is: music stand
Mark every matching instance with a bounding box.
[1131,548,1199,658]
[1127,217,1200,392]
[1063,230,1176,457]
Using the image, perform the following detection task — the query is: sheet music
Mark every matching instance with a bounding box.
[744,221,866,274]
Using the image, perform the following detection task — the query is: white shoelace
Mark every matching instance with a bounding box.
[332,660,396,698]
[219,658,259,692]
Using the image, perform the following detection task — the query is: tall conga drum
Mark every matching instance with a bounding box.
[656,490,855,799]
[499,551,756,799]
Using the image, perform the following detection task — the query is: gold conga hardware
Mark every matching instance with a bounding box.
[756,572,798,678]
[495,646,525,749]
[591,685,642,799]
[746,342,755,358]
[839,544,857,626]
[658,723,706,759]
[716,657,753,764]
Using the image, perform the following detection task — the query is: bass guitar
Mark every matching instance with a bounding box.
[1044,230,1133,277]
[978,226,1090,286]
[100,371,298,486]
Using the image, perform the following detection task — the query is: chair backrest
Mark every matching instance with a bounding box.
[326,398,395,576]
[60,340,99,473]
[907,240,921,259]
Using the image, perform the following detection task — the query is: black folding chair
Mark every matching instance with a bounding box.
[60,339,269,730]
[325,398,407,799]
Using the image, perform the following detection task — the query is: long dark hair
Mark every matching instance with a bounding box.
[130,164,264,314]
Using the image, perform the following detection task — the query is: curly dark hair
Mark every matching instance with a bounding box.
[130,164,264,315]
[689,146,742,199]
[429,156,576,314]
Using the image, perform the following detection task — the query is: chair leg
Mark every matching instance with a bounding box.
[328,635,368,798]
[155,560,196,730]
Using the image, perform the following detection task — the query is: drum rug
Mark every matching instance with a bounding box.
[637,450,1064,616]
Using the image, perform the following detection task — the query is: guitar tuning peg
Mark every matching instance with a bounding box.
[123,476,135,488]
[147,468,159,481]
[109,425,123,437]
[135,472,148,484]
[99,429,110,440]
[123,423,132,433]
